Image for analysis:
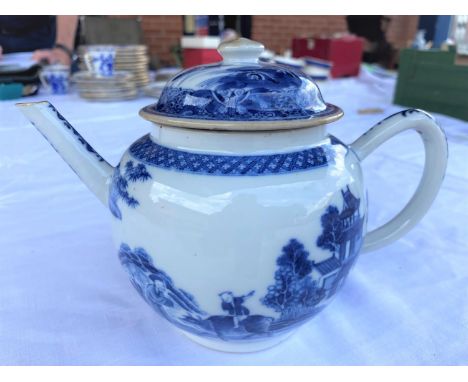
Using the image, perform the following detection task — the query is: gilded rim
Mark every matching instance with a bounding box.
[139,103,344,131]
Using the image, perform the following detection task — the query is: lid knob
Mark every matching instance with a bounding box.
[218,38,264,64]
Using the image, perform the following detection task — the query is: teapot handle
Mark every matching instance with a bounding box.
[350,109,448,253]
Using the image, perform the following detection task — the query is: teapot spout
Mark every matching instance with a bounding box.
[16,101,114,206]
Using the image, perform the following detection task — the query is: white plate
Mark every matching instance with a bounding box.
[73,70,134,81]
[79,94,138,102]
[115,57,149,64]
[78,89,138,100]
[76,84,137,93]
[142,81,166,98]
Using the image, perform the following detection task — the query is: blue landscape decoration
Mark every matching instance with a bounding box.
[109,160,152,220]
[151,65,336,121]
[119,186,365,341]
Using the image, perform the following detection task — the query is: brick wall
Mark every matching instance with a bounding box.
[386,15,419,49]
[252,15,419,54]
[111,15,183,66]
[252,16,348,54]
[110,15,419,66]
[140,16,183,65]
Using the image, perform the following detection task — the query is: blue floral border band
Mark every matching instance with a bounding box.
[129,135,343,176]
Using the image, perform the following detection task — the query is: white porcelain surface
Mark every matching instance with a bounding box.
[13,38,448,353]
[110,127,363,352]
[17,98,447,352]
[4,73,466,364]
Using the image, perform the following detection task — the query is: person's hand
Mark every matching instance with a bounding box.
[33,47,71,66]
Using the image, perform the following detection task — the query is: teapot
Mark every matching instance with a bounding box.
[17,38,448,353]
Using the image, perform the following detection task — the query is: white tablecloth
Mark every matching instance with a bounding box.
[0,76,467,365]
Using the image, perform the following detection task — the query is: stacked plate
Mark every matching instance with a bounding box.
[142,81,166,98]
[141,67,182,98]
[115,45,150,87]
[78,45,151,88]
[72,71,138,101]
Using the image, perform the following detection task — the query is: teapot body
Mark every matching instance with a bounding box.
[17,39,447,353]
[109,124,366,352]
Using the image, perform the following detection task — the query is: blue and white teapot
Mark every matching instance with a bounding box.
[18,38,448,352]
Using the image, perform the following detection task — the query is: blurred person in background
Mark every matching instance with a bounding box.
[346,15,396,69]
[0,15,79,65]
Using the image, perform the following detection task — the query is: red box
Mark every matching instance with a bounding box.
[292,36,364,78]
[182,48,222,68]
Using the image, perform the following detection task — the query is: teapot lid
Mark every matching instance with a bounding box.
[140,38,343,131]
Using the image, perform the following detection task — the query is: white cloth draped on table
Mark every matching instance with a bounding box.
[0,76,467,365]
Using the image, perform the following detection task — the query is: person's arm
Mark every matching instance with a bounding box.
[32,15,78,65]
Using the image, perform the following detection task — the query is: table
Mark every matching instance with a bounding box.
[0,76,467,365]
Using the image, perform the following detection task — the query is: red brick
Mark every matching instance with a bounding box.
[109,15,418,66]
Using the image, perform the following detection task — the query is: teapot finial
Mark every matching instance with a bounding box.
[218,37,264,64]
